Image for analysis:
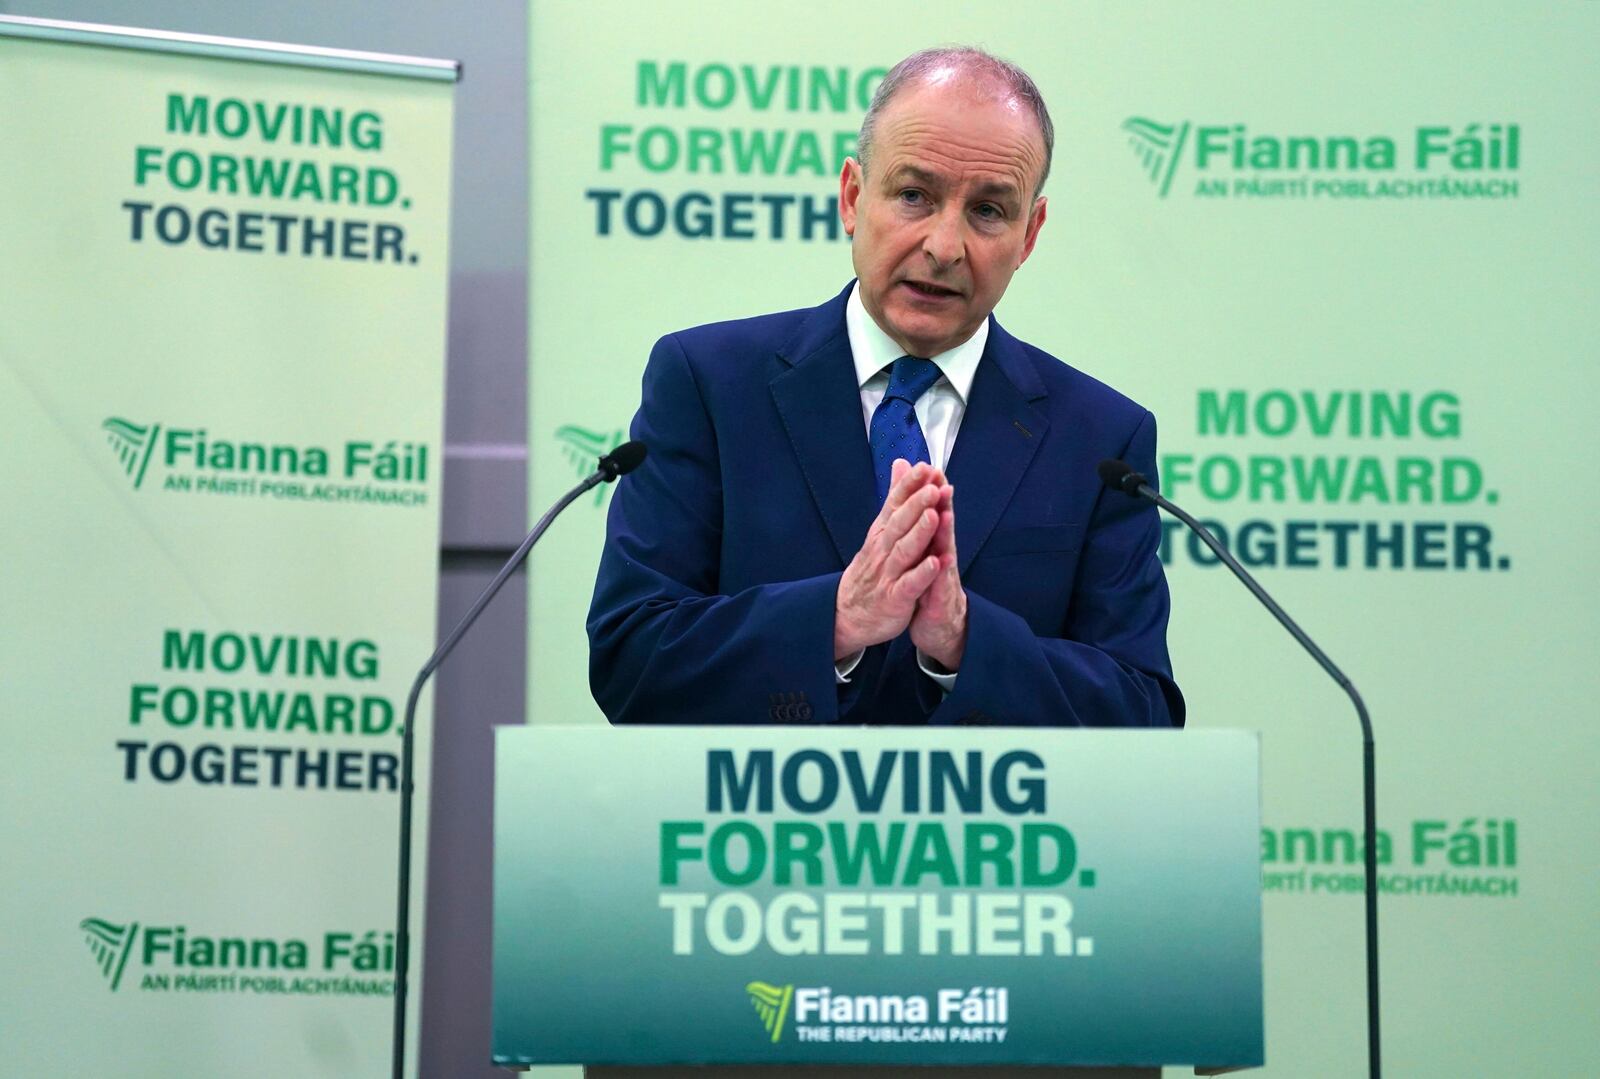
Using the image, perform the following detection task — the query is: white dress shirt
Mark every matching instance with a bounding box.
[836,282,989,691]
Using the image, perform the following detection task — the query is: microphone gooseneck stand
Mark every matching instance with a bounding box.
[1099,459,1380,1079]
[390,443,646,1079]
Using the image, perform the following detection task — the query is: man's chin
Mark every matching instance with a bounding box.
[882,311,975,359]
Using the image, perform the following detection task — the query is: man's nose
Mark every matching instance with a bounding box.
[922,205,965,269]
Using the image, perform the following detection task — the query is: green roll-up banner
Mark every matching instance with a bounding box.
[0,18,454,1076]
[527,3,1598,1076]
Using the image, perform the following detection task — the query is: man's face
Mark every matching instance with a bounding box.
[840,76,1048,359]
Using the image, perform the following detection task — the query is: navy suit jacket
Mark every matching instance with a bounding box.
[587,283,1183,727]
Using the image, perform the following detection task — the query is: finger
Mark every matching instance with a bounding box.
[886,507,939,574]
[932,505,957,556]
[891,554,941,604]
[881,481,944,543]
[885,460,934,505]
[899,464,942,489]
[914,546,959,603]
[875,460,924,524]
[913,476,950,525]
[879,481,939,544]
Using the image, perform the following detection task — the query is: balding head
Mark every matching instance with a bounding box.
[857,47,1054,198]
[838,49,1051,360]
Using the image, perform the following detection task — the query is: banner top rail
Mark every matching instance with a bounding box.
[0,15,461,82]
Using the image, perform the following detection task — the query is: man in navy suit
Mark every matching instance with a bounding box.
[588,47,1183,728]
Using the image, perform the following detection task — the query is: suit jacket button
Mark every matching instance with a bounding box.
[768,692,810,722]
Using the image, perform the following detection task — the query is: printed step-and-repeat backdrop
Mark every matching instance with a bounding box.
[525,4,1597,1077]
[0,19,455,1076]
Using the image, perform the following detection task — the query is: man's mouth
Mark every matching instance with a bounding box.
[901,280,962,299]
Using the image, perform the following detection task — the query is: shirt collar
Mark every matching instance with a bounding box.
[845,281,986,403]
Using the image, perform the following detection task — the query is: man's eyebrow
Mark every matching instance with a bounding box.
[884,165,944,188]
[970,179,1022,203]
[883,166,1022,205]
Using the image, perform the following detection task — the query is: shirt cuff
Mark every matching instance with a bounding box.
[834,650,864,684]
[916,649,958,692]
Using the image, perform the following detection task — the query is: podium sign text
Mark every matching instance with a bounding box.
[493,727,1262,1068]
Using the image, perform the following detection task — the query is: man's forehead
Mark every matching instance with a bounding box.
[874,113,1042,191]
[873,80,1045,178]
[879,77,1035,131]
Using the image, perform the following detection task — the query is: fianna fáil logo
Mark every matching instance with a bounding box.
[96,416,431,507]
[73,916,398,996]
[102,418,162,490]
[745,980,794,1043]
[555,423,624,506]
[1121,117,1191,198]
[1120,116,1522,201]
[81,917,140,991]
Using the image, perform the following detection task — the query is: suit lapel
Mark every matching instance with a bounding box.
[946,318,1050,575]
[770,286,878,566]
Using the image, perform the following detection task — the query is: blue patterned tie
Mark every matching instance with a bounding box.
[870,356,943,505]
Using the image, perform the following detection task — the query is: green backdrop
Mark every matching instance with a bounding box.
[0,20,454,1076]
[526,3,1598,1076]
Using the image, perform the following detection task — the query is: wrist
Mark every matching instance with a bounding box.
[926,632,966,672]
[922,596,968,670]
[833,610,868,661]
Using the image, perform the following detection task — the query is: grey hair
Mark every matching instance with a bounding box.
[857,46,1055,196]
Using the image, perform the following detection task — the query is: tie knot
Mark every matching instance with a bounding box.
[884,356,942,404]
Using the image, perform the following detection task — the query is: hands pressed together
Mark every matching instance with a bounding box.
[834,460,967,672]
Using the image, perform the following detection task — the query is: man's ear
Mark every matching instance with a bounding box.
[839,158,863,236]
[1018,196,1047,267]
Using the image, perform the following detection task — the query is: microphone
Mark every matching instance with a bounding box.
[598,440,646,481]
[1100,457,1381,1079]
[1096,457,1148,497]
[390,441,646,1079]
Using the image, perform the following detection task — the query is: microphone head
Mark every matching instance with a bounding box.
[599,440,647,481]
[1098,458,1149,496]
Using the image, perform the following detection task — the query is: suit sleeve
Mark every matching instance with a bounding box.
[929,409,1185,728]
[587,333,844,724]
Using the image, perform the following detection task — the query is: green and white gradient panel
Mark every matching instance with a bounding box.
[494,727,1262,1068]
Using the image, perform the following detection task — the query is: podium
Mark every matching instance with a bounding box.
[492,727,1263,1074]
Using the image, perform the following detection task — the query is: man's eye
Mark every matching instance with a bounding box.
[899,189,925,205]
[974,203,1003,220]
